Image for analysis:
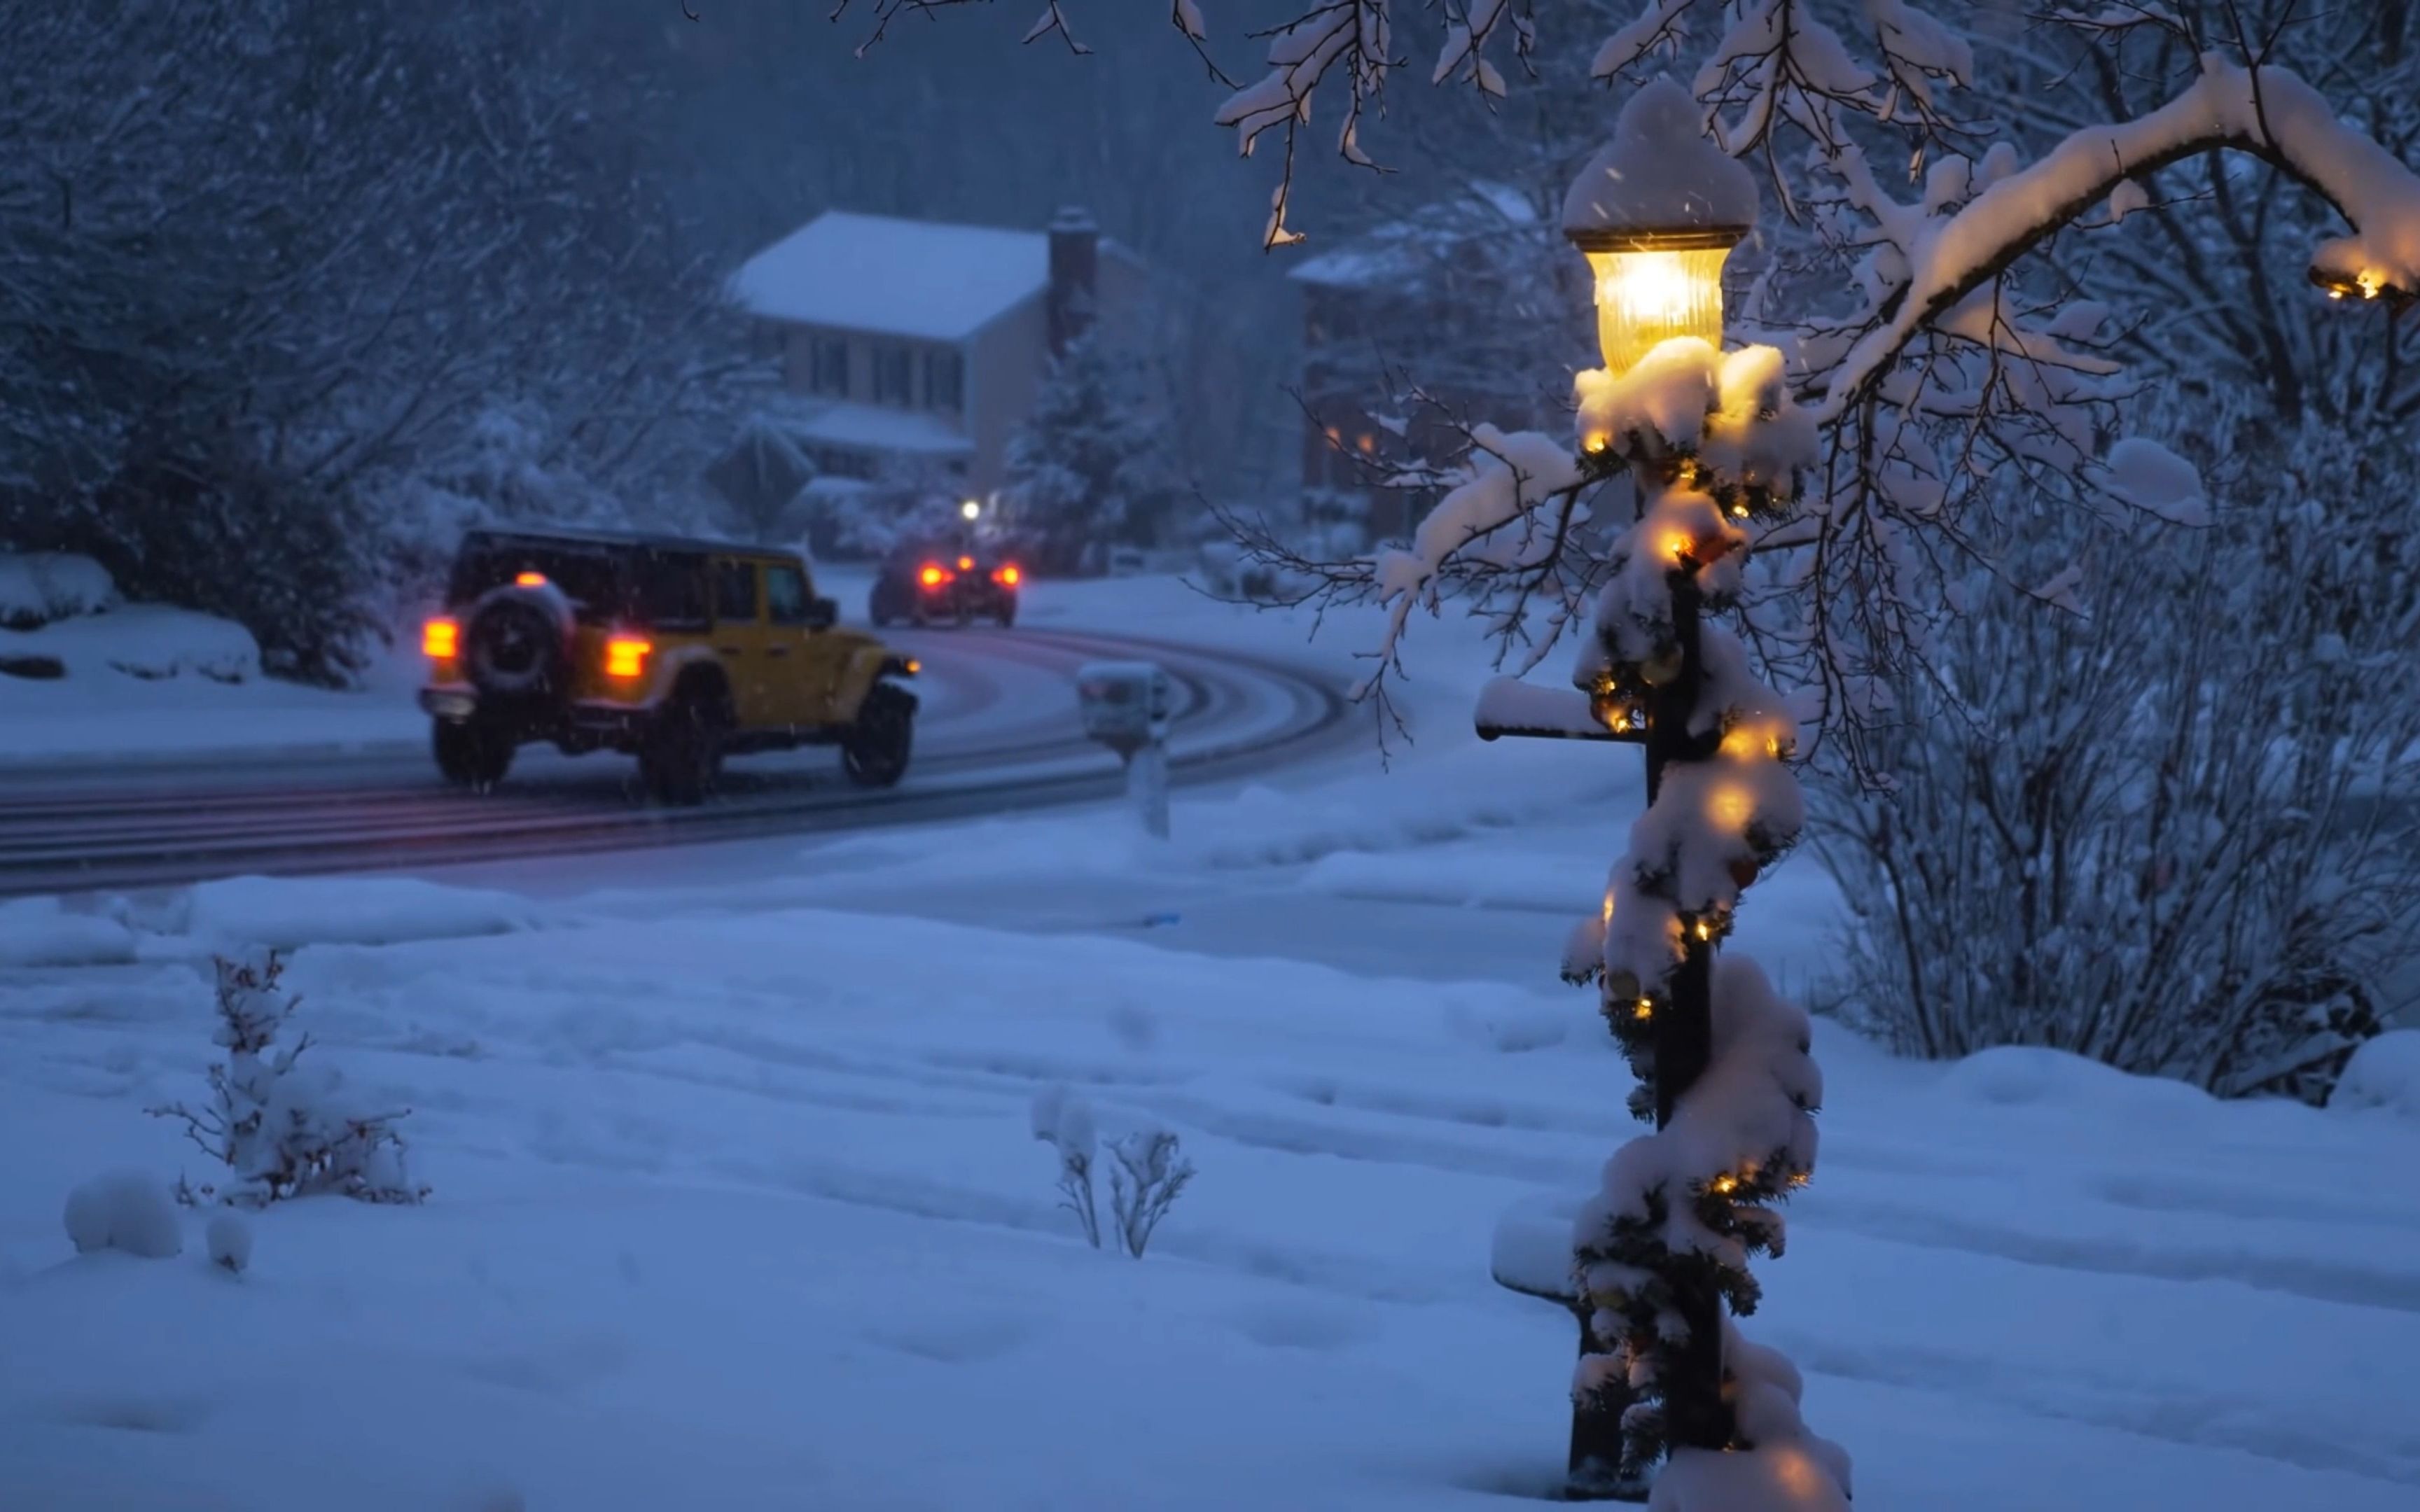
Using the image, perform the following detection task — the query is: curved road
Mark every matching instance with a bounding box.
[0,627,1353,899]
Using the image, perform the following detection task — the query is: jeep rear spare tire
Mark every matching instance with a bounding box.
[466,595,568,699]
[841,682,914,788]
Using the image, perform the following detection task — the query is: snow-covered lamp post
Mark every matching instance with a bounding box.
[1480,79,1842,1508]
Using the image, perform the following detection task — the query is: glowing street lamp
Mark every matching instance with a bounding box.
[959,498,982,522]
[1562,78,1757,377]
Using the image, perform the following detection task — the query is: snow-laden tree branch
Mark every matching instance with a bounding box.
[1819,54,2420,424]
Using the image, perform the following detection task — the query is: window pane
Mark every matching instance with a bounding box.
[765,565,811,625]
[873,346,912,405]
[812,337,849,397]
[447,542,619,624]
[923,349,964,410]
[630,553,709,629]
[714,562,759,623]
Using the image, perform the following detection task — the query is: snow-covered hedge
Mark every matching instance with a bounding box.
[0,552,116,629]
[0,603,261,685]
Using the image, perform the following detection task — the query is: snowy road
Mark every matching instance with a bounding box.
[0,627,1351,899]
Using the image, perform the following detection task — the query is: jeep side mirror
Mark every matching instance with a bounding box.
[804,595,838,631]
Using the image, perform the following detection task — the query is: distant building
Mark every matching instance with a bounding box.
[725,207,1149,506]
[1288,188,1567,547]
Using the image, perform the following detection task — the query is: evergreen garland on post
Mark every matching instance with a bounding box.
[1555,340,1848,1506]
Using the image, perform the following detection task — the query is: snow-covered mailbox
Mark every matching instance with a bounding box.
[1077,661,1172,839]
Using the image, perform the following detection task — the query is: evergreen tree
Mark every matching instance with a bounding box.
[1003,332,1183,575]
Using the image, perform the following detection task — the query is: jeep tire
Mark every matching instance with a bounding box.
[639,687,726,806]
[840,683,914,788]
[432,718,514,790]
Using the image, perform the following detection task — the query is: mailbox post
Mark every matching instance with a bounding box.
[1077,661,1173,840]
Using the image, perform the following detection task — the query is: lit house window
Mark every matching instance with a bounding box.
[924,349,964,412]
[872,345,914,406]
[810,336,849,398]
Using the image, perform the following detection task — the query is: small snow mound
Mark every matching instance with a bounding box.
[206,1212,253,1275]
[63,1171,183,1260]
[179,874,542,949]
[1938,1044,2168,1107]
[0,897,140,967]
[0,552,116,629]
[2332,1030,2420,1121]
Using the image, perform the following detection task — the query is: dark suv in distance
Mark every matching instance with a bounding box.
[867,538,1022,627]
[418,526,918,804]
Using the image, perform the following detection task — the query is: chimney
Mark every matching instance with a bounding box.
[1046,205,1099,358]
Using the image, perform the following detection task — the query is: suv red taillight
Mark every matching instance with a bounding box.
[422,618,459,660]
[992,564,1022,587]
[604,635,651,680]
[918,564,952,589]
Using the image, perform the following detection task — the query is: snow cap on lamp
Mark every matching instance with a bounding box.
[1565,78,1758,377]
[1563,77,1758,248]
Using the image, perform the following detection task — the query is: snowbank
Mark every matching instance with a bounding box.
[2334,1030,2420,1121]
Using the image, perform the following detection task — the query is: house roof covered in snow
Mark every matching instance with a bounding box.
[730,210,1136,343]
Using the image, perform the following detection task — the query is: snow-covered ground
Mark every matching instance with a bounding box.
[4,794,2419,1509]
[4,562,2418,1510]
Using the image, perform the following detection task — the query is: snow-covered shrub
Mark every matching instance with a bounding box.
[0,552,116,629]
[1105,1127,1195,1259]
[205,1211,253,1275]
[1031,1086,1194,1258]
[1031,1084,1102,1249]
[1811,412,2416,1104]
[149,952,429,1208]
[63,1170,183,1259]
[95,607,263,685]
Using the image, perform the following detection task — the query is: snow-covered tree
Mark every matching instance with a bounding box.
[149,953,426,1210]
[0,1,750,681]
[1003,330,1187,574]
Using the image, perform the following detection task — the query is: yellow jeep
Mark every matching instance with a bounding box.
[417,526,917,804]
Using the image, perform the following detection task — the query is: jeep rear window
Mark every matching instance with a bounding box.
[449,544,621,624]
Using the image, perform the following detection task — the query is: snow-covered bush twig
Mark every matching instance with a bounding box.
[148,953,428,1209]
[1106,1128,1195,1259]
[1031,1087,1193,1257]
[1031,1085,1102,1249]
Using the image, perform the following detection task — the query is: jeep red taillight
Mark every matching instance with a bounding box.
[993,564,1021,587]
[919,564,951,589]
[422,618,459,660]
[604,635,651,680]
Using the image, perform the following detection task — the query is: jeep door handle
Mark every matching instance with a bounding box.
[717,645,746,656]
[766,646,790,657]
